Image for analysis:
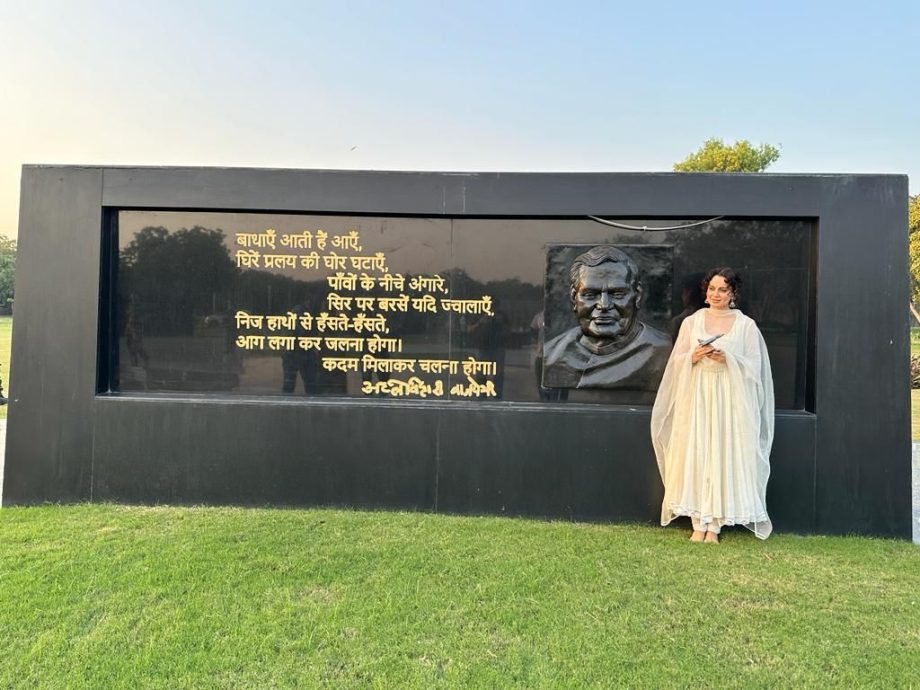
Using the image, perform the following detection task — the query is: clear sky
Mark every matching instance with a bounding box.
[1,0,917,239]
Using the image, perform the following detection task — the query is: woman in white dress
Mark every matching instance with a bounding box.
[650,268,774,543]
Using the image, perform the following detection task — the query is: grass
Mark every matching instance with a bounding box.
[0,315,9,420]
[913,390,920,440]
[0,505,918,689]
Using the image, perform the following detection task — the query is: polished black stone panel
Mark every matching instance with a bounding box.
[767,412,817,533]
[435,406,662,521]
[812,176,911,536]
[115,212,453,400]
[3,167,101,502]
[92,396,440,509]
[114,213,813,409]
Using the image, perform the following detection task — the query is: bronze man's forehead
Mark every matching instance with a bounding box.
[573,262,638,288]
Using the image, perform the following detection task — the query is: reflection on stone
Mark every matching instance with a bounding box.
[543,246,671,390]
[670,271,707,341]
[114,213,811,408]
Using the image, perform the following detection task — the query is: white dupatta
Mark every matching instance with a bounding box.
[650,309,774,539]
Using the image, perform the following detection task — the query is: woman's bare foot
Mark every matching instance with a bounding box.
[690,530,706,542]
[704,532,719,544]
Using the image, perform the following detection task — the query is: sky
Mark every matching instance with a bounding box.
[1,0,917,239]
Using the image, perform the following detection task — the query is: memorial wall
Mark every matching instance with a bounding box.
[3,167,911,538]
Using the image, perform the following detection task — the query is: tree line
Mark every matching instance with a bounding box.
[0,237,13,311]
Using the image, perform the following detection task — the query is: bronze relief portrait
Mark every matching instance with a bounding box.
[543,244,673,392]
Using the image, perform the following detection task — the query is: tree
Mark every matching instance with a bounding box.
[0,236,15,308]
[674,138,781,173]
[908,195,920,312]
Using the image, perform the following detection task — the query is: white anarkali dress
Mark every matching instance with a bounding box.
[650,308,774,539]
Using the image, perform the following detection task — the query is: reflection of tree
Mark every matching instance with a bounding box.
[670,220,810,329]
[908,195,920,317]
[236,269,325,315]
[0,236,16,309]
[120,226,237,335]
[447,269,543,350]
[447,270,543,327]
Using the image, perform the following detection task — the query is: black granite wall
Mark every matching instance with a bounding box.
[3,167,910,537]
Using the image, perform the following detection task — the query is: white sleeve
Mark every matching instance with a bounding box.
[650,314,696,477]
[723,318,775,491]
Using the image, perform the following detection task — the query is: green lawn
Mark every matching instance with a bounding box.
[0,505,918,689]
[912,390,920,440]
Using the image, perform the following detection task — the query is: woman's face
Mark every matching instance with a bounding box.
[706,275,733,309]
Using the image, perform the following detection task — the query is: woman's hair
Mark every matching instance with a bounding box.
[681,271,707,309]
[701,267,742,298]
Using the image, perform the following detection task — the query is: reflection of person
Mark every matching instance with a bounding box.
[280,296,347,395]
[281,302,314,394]
[467,303,508,398]
[543,245,670,390]
[670,271,706,341]
[125,293,149,367]
[530,311,562,401]
[650,268,774,543]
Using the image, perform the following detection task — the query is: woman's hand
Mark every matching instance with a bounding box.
[707,349,726,364]
[692,344,714,364]
[692,345,726,364]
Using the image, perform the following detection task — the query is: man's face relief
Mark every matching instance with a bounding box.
[573,262,638,339]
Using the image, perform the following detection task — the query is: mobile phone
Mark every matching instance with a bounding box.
[697,334,723,347]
